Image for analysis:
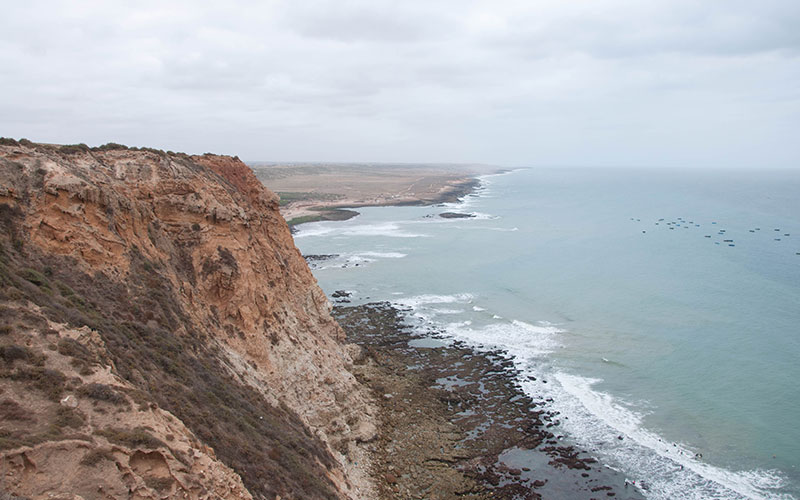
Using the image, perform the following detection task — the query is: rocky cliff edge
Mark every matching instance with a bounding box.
[0,140,377,500]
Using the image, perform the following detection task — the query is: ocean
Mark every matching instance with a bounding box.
[292,167,800,499]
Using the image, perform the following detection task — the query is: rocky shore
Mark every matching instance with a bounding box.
[334,299,645,500]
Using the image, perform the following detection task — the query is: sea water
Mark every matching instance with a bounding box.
[292,167,800,499]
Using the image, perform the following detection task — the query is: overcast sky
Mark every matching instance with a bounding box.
[1,0,798,167]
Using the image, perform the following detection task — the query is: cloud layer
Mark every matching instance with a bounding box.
[1,0,798,167]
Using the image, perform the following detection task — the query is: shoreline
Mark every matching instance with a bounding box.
[335,300,644,499]
[285,176,483,228]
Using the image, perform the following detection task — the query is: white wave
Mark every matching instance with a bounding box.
[472,306,486,311]
[395,293,475,309]
[293,224,337,238]
[469,211,499,220]
[354,251,407,259]
[398,300,793,500]
[295,222,426,239]
[545,373,792,500]
[440,319,564,359]
[431,308,465,315]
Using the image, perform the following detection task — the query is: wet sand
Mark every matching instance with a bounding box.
[334,300,646,500]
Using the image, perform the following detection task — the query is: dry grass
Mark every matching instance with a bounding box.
[0,201,340,500]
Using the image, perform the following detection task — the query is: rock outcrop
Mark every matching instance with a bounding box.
[0,140,376,499]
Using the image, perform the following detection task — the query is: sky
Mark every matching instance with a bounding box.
[1,0,798,168]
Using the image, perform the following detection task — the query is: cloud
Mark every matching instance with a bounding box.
[0,0,798,167]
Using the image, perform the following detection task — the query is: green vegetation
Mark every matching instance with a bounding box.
[77,383,128,406]
[58,143,91,154]
[95,427,165,449]
[145,477,174,491]
[92,143,129,151]
[0,424,92,450]
[54,406,85,428]
[0,205,340,499]
[79,448,115,466]
[0,399,34,422]
[4,366,67,401]
[276,191,342,207]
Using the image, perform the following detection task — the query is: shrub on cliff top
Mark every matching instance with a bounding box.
[58,143,91,154]
[92,142,128,151]
[0,138,19,146]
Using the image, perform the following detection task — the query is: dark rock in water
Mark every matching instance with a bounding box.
[439,212,475,219]
[331,290,351,298]
[303,254,338,262]
[333,302,643,500]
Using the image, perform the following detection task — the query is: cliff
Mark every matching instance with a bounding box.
[0,140,377,499]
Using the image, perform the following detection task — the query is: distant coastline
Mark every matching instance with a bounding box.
[249,162,502,227]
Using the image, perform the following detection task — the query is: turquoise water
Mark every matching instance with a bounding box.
[292,168,800,499]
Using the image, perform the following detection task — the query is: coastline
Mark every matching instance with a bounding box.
[285,176,483,228]
[293,166,800,500]
[248,162,502,228]
[335,300,644,499]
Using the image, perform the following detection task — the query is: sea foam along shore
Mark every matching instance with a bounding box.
[386,291,792,500]
[333,299,643,499]
[295,167,795,499]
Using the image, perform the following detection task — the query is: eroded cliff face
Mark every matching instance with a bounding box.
[0,141,376,499]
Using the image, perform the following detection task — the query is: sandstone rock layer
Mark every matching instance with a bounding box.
[0,141,376,499]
